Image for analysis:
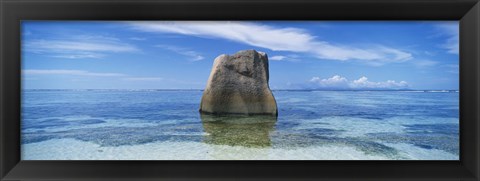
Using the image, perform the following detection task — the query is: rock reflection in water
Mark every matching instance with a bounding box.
[200,114,277,148]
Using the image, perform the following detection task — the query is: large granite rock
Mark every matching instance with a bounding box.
[199,50,277,116]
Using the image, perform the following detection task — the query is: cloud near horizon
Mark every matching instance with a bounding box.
[309,75,409,89]
[128,21,412,64]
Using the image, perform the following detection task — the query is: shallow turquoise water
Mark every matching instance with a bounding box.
[21,90,459,160]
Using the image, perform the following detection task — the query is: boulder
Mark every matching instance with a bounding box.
[199,50,277,116]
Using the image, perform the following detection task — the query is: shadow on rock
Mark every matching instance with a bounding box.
[200,113,277,148]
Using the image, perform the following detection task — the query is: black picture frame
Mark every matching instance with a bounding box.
[1,0,479,180]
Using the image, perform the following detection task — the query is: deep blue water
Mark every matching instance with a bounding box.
[21,90,459,160]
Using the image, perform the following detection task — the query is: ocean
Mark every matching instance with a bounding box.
[21,90,459,160]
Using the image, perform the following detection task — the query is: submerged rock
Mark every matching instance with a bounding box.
[200,114,276,147]
[200,50,277,116]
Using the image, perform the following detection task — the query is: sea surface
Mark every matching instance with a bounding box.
[21,90,459,160]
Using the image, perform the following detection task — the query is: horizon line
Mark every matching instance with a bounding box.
[21,88,460,92]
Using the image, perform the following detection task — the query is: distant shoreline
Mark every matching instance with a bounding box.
[22,89,460,92]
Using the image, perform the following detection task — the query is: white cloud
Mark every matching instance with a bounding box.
[310,75,349,88]
[50,52,106,59]
[155,45,204,61]
[309,75,408,89]
[269,54,301,62]
[435,22,459,54]
[270,55,287,61]
[123,77,164,81]
[129,21,412,64]
[350,76,408,89]
[24,35,138,59]
[131,21,314,52]
[23,69,126,77]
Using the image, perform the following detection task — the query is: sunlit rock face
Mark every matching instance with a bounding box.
[199,50,277,116]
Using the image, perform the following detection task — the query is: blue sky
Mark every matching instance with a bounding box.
[22,21,459,90]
